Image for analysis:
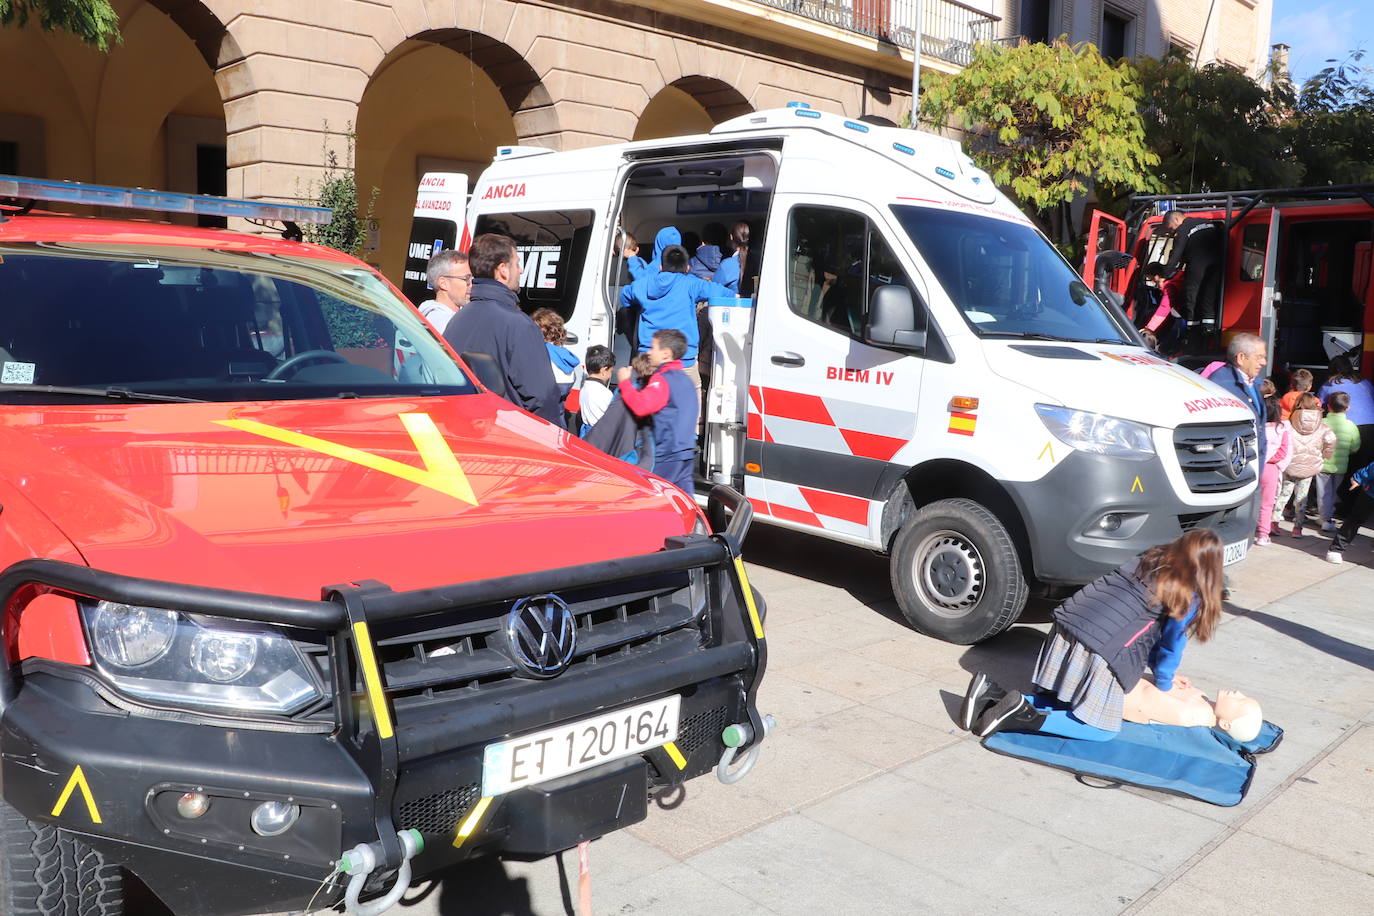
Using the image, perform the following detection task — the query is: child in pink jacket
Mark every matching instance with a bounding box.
[1274,392,1336,537]
[1256,396,1291,546]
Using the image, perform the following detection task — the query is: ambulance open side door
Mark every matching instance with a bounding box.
[744,200,922,540]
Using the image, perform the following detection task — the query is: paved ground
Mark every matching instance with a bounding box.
[310,520,1374,916]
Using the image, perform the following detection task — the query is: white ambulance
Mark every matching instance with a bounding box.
[458,105,1258,643]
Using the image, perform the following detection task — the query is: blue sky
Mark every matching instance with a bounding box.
[1270,0,1374,81]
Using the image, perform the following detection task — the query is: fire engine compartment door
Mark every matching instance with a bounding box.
[1260,208,1283,362]
[1082,209,1129,300]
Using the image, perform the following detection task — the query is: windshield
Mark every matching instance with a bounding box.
[0,242,474,403]
[890,205,1131,343]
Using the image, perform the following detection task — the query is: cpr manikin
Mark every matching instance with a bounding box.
[1122,681,1263,742]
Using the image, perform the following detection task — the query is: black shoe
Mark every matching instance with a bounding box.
[960,672,1007,731]
[974,692,1048,737]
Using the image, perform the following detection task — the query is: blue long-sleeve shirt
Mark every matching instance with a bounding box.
[1148,598,1197,691]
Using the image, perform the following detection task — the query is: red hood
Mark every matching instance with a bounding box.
[0,395,696,599]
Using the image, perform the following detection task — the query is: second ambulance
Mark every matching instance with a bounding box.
[453,104,1258,644]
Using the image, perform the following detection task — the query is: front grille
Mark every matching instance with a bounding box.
[1177,511,1212,531]
[396,784,480,837]
[1173,422,1256,493]
[310,570,705,714]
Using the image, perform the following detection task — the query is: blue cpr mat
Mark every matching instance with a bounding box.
[982,719,1283,806]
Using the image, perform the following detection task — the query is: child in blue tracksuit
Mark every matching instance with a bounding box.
[619,244,731,374]
[1327,459,1374,562]
[615,328,697,494]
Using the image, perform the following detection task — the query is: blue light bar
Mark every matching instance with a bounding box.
[843,120,870,133]
[0,174,333,224]
[892,142,915,156]
[795,109,822,119]
[935,167,956,179]
[786,101,811,109]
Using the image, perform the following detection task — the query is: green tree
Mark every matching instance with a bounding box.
[919,40,1160,243]
[0,0,119,50]
[1131,53,1302,193]
[1283,51,1374,185]
[300,127,382,348]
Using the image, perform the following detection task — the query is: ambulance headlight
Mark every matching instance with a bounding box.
[1035,405,1156,460]
[80,603,323,715]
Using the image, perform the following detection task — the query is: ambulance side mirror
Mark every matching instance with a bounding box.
[865,285,926,352]
[461,351,504,391]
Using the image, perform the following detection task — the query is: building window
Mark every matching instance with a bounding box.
[1101,8,1131,60]
[195,144,227,228]
[1021,0,1054,44]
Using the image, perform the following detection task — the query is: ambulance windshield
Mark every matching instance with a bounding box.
[0,243,474,403]
[891,206,1131,344]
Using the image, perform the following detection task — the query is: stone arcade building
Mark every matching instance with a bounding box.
[1,0,1269,285]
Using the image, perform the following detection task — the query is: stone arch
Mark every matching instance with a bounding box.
[355,38,524,284]
[146,0,244,69]
[411,28,558,143]
[634,76,752,142]
[370,0,561,147]
[668,75,753,123]
[0,0,225,200]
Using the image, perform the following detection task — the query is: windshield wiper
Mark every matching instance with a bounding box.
[0,385,206,403]
[980,331,1066,341]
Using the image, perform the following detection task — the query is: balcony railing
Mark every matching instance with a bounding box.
[749,0,1001,66]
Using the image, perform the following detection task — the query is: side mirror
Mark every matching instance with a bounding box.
[865,285,926,351]
[461,350,504,391]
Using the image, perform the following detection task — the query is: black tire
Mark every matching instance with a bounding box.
[889,497,1028,644]
[0,799,123,916]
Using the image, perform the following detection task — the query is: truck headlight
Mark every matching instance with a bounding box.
[1035,404,1156,461]
[80,601,322,715]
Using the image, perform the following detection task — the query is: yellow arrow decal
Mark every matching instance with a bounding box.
[1131,476,1144,493]
[1037,441,1055,463]
[51,765,101,823]
[215,413,477,505]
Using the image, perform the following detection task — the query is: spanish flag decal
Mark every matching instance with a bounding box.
[948,410,977,436]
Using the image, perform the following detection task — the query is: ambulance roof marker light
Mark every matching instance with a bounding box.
[0,174,332,225]
[843,120,870,133]
[795,109,822,120]
[893,142,916,156]
[786,101,811,108]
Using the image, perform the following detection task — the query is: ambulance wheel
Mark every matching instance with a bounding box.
[890,497,1027,644]
[0,798,123,915]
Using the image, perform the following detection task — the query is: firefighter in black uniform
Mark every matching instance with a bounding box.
[1155,210,1224,353]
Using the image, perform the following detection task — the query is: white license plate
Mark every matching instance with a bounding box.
[1223,538,1248,566]
[482,695,681,796]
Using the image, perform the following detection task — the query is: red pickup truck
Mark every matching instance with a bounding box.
[0,176,768,916]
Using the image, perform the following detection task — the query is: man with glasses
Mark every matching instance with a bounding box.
[418,249,472,334]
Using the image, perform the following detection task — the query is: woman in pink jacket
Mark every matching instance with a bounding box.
[1256,396,1291,546]
[1274,392,1337,538]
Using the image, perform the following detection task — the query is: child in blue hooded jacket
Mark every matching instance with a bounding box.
[1326,459,1374,563]
[619,245,731,377]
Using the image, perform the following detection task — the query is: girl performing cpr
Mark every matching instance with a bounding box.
[963,529,1225,740]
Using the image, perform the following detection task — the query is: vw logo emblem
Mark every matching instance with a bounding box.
[1224,435,1246,480]
[506,594,577,678]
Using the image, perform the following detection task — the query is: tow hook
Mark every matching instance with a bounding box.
[337,828,425,916]
[716,714,777,784]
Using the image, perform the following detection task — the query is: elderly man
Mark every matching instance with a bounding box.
[417,249,471,334]
[443,234,561,423]
[1209,331,1268,481]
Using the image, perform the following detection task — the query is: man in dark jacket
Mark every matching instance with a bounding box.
[1157,211,1223,351]
[444,234,561,424]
